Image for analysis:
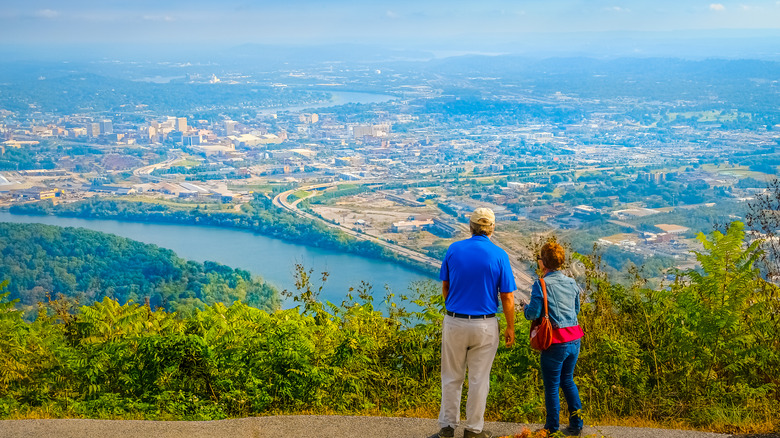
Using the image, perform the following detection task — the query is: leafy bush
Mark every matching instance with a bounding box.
[0,221,778,432]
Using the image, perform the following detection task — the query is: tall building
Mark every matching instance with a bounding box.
[100,120,113,135]
[225,120,237,135]
[176,117,188,132]
[87,123,101,137]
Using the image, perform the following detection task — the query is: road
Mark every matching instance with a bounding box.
[273,183,442,270]
[273,183,535,303]
[132,153,185,181]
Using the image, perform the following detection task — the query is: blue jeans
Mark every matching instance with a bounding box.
[540,339,583,432]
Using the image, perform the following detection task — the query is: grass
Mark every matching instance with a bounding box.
[291,190,310,199]
[665,110,742,123]
[660,163,774,182]
[173,159,202,168]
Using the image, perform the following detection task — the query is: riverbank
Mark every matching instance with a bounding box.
[0,209,436,306]
[5,198,439,278]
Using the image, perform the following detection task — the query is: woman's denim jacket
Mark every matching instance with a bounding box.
[523,270,581,329]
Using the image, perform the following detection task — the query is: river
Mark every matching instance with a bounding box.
[0,212,437,308]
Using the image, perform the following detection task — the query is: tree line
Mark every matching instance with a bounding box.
[0,222,279,317]
[10,195,438,276]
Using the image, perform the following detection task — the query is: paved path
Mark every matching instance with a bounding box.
[0,415,731,438]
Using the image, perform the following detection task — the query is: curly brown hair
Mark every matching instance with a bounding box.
[540,241,565,271]
[469,221,493,236]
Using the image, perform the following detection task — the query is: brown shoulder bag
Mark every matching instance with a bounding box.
[529,278,553,351]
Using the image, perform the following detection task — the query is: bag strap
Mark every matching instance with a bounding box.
[540,278,549,319]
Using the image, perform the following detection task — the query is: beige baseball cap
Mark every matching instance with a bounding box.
[470,207,495,225]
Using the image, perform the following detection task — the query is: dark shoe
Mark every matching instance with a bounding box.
[561,425,583,436]
[463,429,492,438]
[428,426,455,438]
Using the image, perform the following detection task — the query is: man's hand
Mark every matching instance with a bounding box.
[500,292,515,348]
[504,326,515,347]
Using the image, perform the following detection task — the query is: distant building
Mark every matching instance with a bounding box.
[392,218,434,232]
[638,172,666,183]
[83,184,133,195]
[138,125,157,142]
[176,117,188,132]
[100,120,113,135]
[168,131,183,143]
[353,124,390,138]
[429,217,459,238]
[105,133,124,143]
[69,127,87,138]
[299,113,319,124]
[16,187,63,200]
[224,120,237,135]
[87,123,101,137]
[183,135,202,146]
[229,134,262,148]
[572,205,602,221]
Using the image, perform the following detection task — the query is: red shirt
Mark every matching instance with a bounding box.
[550,325,584,344]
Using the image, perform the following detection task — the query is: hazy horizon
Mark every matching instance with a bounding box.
[2,1,780,61]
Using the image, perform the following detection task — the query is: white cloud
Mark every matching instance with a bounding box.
[605,6,630,13]
[710,3,726,11]
[36,9,59,19]
[386,10,400,19]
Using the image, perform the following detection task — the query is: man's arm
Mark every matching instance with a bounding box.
[442,280,449,300]
[500,292,515,347]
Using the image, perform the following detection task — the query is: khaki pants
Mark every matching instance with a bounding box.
[438,314,500,433]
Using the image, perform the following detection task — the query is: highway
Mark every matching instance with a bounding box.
[273,183,443,269]
[132,153,185,181]
[273,182,534,303]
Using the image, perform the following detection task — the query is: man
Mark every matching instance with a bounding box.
[429,207,516,438]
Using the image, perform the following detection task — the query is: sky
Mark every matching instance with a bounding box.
[2,1,780,56]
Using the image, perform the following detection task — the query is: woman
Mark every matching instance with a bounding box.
[523,241,584,436]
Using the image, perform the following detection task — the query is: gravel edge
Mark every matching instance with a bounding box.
[0,415,734,438]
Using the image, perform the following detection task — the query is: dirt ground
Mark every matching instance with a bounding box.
[311,192,459,250]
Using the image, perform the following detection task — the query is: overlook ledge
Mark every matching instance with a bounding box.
[0,415,732,438]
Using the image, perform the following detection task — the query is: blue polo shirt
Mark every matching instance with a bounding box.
[439,235,516,315]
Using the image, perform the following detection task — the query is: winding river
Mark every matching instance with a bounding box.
[0,212,437,308]
[0,90,431,308]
